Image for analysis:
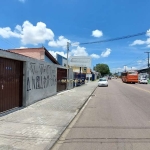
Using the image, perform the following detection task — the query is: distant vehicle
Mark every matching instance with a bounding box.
[98,78,108,87]
[103,76,108,81]
[139,78,148,84]
[121,70,138,84]
[108,76,111,80]
[138,73,149,81]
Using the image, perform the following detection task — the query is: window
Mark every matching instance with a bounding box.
[99,78,106,81]
[128,71,137,75]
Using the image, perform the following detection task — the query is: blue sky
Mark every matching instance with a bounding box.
[0,0,150,73]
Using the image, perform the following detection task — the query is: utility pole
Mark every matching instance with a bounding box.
[144,52,150,68]
[124,66,126,72]
[145,52,150,79]
[66,42,69,90]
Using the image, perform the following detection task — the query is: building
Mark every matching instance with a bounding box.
[8,47,59,64]
[56,53,67,67]
[0,49,73,113]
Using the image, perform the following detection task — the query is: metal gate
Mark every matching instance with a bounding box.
[0,57,23,113]
[57,68,67,92]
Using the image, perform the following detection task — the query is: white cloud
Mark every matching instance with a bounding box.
[101,48,111,57]
[112,66,137,73]
[130,29,150,47]
[18,0,25,2]
[48,36,80,50]
[116,68,123,71]
[21,21,54,45]
[0,27,21,38]
[48,36,70,49]
[130,38,150,47]
[113,60,149,73]
[130,40,146,46]
[137,60,143,65]
[130,66,137,70]
[70,46,88,56]
[123,66,137,71]
[49,46,88,59]
[146,29,150,37]
[16,46,28,49]
[71,42,80,47]
[0,21,54,45]
[92,30,103,38]
[146,39,150,45]
[49,50,67,59]
[90,54,100,59]
[137,58,148,65]
[120,60,148,72]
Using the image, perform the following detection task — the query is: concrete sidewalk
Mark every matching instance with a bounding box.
[0,81,97,150]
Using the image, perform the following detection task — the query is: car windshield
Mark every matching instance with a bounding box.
[99,78,106,81]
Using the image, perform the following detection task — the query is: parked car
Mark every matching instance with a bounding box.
[139,78,148,84]
[98,78,108,87]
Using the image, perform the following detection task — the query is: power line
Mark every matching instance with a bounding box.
[111,57,147,72]
[138,64,147,70]
[79,31,149,45]
[124,54,145,66]
[0,37,17,48]
[126,57,147,67]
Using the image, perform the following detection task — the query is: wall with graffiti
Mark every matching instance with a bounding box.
[0,50,74,109]
[25,62,57,106]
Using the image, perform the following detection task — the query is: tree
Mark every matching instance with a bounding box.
[94,63,110,77]
[109,72,112,76]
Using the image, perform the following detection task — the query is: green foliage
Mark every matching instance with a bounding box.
[94,63,110,76]
[109,72,112,76]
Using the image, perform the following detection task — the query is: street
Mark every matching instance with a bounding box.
[52,79,150,150]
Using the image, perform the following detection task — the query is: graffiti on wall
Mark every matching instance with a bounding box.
[27,63,56,91]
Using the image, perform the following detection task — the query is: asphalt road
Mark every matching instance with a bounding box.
[52,79,150,150]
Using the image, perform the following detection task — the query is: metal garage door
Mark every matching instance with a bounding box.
[0,57,23,113]
[57,68,67,92]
